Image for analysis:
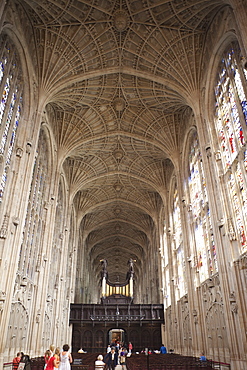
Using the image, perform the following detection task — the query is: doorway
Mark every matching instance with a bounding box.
[108,328,126,345]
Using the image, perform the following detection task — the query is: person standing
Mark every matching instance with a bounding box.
[95,354,105,370]
[128,342,133,354]
[18,354,31,370]
[49,344,55,356]
[54,348,60,369]
[200,352,207,362]
[46,352,59,370]
[160,344,167,354]
[119,348,127,370]
[44,350,51,369]
[12,352,22,370]
[104,347,118,370]
[59,344,73,370]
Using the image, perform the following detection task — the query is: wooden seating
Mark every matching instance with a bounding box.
[126,353,214,370]
[26,352,219,370]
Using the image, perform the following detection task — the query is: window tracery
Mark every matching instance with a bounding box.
[187,133,217,284]
[215,43,247,169]
[214,42,247,253]
[0,36,22,201]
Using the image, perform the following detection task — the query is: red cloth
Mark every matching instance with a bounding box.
[46,356,56,370]
[12,357,21,370]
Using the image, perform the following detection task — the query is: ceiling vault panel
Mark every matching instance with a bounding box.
[16,0,224,283]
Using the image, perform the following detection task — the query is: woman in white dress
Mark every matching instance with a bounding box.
[59,344,73,370]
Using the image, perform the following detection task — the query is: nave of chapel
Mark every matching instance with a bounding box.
[0,0,247,369]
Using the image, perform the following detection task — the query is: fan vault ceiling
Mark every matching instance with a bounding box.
[14,0,225,284]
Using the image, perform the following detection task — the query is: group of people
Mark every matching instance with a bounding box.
[44,344,73,370]
[95,341,129,370]
[12,353,31,370]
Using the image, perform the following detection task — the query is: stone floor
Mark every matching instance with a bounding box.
[115,365,127,370]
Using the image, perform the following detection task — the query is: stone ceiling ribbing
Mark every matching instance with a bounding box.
[17,0,224,282]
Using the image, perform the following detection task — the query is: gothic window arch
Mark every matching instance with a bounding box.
[214,42,247,253]
[0,34,23,202]
[185,131,217,285]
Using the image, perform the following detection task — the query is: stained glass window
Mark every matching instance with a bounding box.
[215,44,247,170]
[0,36,23,201]
[214,42,247,254]
[188,133,218,284]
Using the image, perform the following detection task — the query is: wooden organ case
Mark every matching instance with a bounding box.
[70,259,164,353]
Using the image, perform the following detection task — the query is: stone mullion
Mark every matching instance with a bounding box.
[233,258,247,344]
[68,209,79,306]
[150,228,158,303]
[215,168,247,366]
[31,166,60,355]
[196,105,246,369]
[19,158,39,275]
[176,157,202,357]
[157,208,165,305]
[48,185,64,347]
[0,111,42,368]
[63,223,74,343]
[29,161,48,275]
[52,233,64,346]
[53,195,72,346]
[164,193,177,354]
[226,61,247,143]
[192,108,229,362]
[237,152,247,229]
[231,161,247,251]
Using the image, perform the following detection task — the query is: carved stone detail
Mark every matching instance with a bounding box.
[0,214,9,239]
[113,10,130,32]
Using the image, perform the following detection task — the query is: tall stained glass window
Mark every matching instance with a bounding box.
[0,35,23,201]
[214,42,247,253]
[215,43,247,170]
[188,132,217,284]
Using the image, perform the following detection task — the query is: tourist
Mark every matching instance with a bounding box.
[104,347,118,370]
[44,350,51,369]
[119,348,127,369]
[128,342,133,354]
[160,344,167,354]
[95,354,105,370]
[12,352,22,370]
[19,354,31,370]
[59,344,73,369]
[46,351,59,370]
[54,347,60,368]
[200,352,207,362]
